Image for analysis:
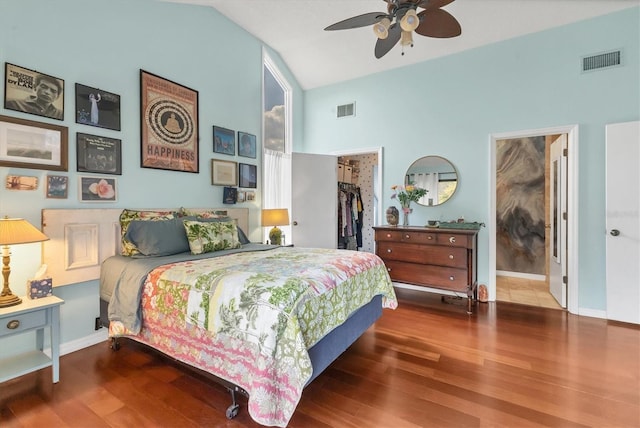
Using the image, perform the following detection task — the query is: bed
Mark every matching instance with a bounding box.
[42,208,397,427]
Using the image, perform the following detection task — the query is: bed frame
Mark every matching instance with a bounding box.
[41,208,383,420]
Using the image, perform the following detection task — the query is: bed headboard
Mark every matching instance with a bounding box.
[41,208,249,287]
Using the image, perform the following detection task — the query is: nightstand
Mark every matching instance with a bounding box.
[0,296,64,384]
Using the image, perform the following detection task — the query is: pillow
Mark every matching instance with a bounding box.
[119,209,176,256]
[237,226,250,245]
[183,220,241,255]
[125,218,190,256]
[179,208,228,219]
[180,214,250,244]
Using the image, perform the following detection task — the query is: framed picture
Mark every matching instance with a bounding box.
[211,159,237,186]
[223,186,237,204]
[46,175,68,199]
[6,175,38,191]
[140,70,199,173]
[76,133,122,175]
[79,176,117,202]
[236,191,246,203]
[246,191,255,201]
[213,126,235,156]
[238,131,256,158]
[0,115,68,171]
[238,163,257,188]
[75,83,121,131]
[4,63,65,121]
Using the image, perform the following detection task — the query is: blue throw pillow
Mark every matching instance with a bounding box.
[125,217,190,256]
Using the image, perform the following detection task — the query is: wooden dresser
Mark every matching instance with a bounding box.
[373,226,479,313]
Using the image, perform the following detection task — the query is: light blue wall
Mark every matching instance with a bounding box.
[302,8,640,312]
[0,0,303,355]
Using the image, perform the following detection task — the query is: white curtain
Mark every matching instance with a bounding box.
[263,149,292,242]
[413,173,439,206]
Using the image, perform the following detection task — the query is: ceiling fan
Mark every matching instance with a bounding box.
[324,0,461,59]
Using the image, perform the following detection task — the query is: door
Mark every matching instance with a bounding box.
[549,135,567,307]
[606,121,640,324]
[291,152,337,248]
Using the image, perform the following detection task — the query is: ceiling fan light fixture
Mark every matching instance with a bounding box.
[400,30,414,47]
[373,17,391,39]
[400,9,419,32]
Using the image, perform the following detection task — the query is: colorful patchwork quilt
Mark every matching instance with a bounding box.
[107,247,397,426]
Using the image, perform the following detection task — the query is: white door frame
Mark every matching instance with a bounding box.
[330,146,384,228]
[489,125,579,314]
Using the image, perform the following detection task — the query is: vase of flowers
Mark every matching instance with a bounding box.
[391,184,427,227]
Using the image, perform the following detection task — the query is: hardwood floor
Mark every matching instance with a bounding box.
[2,288,638,427]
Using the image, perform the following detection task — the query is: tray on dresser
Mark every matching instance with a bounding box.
[437,222,484,230]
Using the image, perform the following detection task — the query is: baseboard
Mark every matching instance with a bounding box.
[43,328,109,358]
[577,308,607,320]
[496,270,546,281]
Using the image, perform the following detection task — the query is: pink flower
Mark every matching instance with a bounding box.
[88,179,115,199]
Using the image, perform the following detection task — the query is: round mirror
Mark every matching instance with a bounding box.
[405,156,458,206]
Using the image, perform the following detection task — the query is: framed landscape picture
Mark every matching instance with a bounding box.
[238,131,256,158]
[0,115,68,171]
[76,133,122,175]
[140,70,199,173]
[213,126,235,156]
[46,175,68,199]
[238,163,257,188]
[75,83,121,131]
[4,63,65,121]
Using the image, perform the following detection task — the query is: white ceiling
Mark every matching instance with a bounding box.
[164,0,639,89]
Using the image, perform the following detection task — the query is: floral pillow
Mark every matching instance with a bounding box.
[119,209,176,256]
[183,219,241,255]
[178,208,228,219]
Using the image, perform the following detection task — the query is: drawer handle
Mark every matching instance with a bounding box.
[449,254,454,259]
[404,234,410,239]
[387,267,392,272]
[428,236,433,240]
[7,319,20,329]
[387,249,392,253]
[449,236,456,244]
[449,276,455,281]
[386,233,392,238]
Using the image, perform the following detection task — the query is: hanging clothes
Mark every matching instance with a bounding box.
[337,183,363,250]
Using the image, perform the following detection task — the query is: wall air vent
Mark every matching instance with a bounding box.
[337,102,355,118]
[582,50,622,72]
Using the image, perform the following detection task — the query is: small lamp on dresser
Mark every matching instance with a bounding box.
[261,208,290,245]
[0,216,49,307]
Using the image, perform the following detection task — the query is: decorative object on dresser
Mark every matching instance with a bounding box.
[386,206,399,226]
[262,208,289,245]
[390,183,427,226]
[374,224,479,314]
[0,217,50,307]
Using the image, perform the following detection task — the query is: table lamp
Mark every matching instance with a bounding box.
[0,216,49,307]
[261,208,289,246]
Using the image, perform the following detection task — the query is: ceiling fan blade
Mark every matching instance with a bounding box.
[325,12,387,31]
[415,9,461,38]
[374,23,401,58]
[416,0,455,11]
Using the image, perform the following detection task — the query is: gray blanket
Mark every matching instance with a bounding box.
[101,244,278,334]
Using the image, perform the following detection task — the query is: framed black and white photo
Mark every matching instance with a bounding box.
[238,163,257,188]
[0,115,68,171]
[79,176,117,202]
[46,175,68,199]
[223,186,237,204]
[75,83,121,131]
[4,63,65,121]
[238,131,256,158]
[213,126,235,156]
[211,159,237,186]
[76,133,122,175]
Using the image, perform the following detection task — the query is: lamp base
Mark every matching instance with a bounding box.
[0,292,22,308]
[269,226,282,246]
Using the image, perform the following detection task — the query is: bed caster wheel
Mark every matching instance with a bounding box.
[226,404,239,419]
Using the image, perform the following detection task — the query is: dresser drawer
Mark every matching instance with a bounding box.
[0,310,47,337]
[376,242,467,268]
[382,260,469,292]
[398,230,438,244]
[375,229,404,241]
[436,233,470,248]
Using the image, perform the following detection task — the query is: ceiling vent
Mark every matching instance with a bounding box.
[337,102,355,119]
[582,50,622,72]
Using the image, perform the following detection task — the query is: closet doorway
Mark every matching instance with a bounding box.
[489,125,579,314]
[332,147,383,254]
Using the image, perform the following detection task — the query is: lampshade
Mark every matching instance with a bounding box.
[0,217,49,245]
[372,18,391,39]
[400,30,414,47]
[400,9,420,32]
[0,216,49,308]
[261,209,290,227]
